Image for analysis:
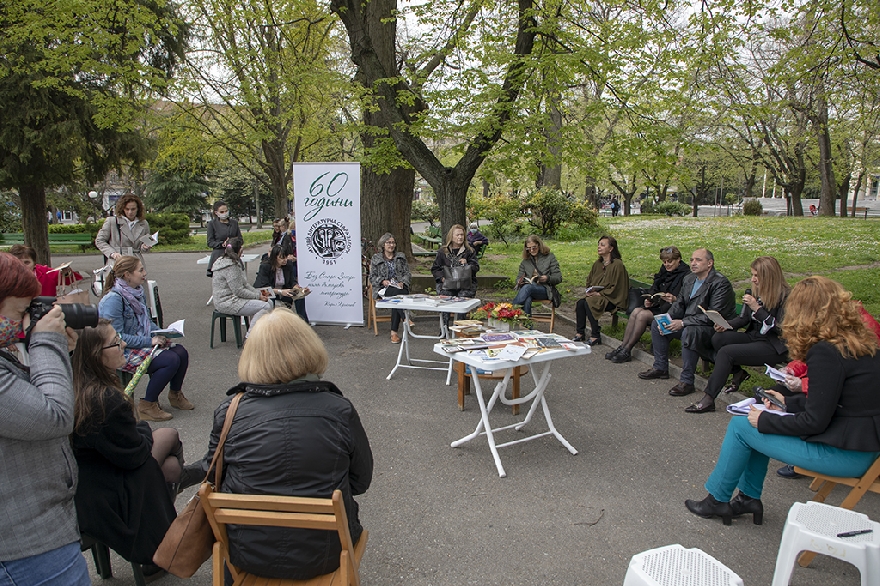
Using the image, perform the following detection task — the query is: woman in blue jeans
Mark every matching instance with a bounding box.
[685,276,880,526]
[99,256,192,422]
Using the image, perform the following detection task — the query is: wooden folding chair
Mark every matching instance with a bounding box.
[365,282,390,335]
[792,454,880,567]
[529,300,556,333]
[199,484,368,586]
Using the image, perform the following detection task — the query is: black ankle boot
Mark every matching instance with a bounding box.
[685,494,733,525]
[610,347,632,363]
[730,491,763,525]
[605,346,623,360]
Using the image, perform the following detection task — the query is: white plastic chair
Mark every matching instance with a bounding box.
[772,502,880,586]
[623,544,744,586]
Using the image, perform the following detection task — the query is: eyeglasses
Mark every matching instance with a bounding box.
[102,334,122,350]
[526,245,539,251]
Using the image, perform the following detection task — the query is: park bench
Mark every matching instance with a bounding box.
[413,225,442,249]
[0,233,94,252]
[853,206,869,219]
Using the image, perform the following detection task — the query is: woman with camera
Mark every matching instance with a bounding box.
[98,256,192,422]
[685,276,880,526]
[71,319,181,578]
[0,253,91,584]
[684,256,790,414]
[95,193,154,268]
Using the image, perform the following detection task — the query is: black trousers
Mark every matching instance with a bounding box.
[704,331,787,398]
[575,298,614,338]
[383,285,409,331]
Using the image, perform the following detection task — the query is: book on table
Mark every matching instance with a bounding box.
[698,305,732,330]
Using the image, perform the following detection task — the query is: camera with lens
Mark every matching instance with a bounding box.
[28,296,100,330]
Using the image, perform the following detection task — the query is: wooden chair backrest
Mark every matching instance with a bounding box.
[366,282,390,335]
[199,484,360,586]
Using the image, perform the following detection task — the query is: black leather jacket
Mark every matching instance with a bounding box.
[198,379,373,580]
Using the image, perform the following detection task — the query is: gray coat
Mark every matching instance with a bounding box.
[369,252,411,297]
[668,269,736,360]
[212,257,262,314]
[0,332,80,561]
[95,216,152,267]
[516,252,562,299]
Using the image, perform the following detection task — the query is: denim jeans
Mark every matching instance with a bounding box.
[649,320,699,383]
[705,416,880,501]
[512,284,548,315]
[0,542,90,586]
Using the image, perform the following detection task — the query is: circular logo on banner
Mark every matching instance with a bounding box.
[306,219,351,264]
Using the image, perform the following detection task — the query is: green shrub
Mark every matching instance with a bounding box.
[520,187,572,236]
[654,201,692,217]
[742,198,763,216]
[411,200,440,227]
[639,199,656,214]
[144,213,192,245]
[481,194,522,245]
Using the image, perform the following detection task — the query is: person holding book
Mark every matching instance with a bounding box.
[431,224,479,326]
[99,255,192,421]
[190,308,372,581]
[0,253,91,585]
[512,235,562,316]
[8,244,84,298]
[685,256,790,414]
[573,235,629,345]
[95,193,154,268]
[254,244,309,323]
[685,276,880,526]
[638,248,735,397]
[212,237,274,332]
[608,245,690,363]
[70,319,183,578]
[370,232,412,344]
[206,200,243,277]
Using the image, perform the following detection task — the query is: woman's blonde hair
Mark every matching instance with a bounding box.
[238,308,328,384]
[444,224,473,252]
[103,256,141,295]
[781,276,877,361]
[751,256,789,310]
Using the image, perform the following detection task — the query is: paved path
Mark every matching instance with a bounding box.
[58,248,878,586]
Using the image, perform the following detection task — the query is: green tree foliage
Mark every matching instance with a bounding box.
[144,159,211,218]
[0,0,188,263]
[410,200,440,228]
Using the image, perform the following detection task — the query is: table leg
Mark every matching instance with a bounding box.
[386,310,411,380]
[457,373,506,478]
[511,366,521,416]
[456,362,468,410]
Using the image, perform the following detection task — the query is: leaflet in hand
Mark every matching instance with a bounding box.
[153,319,185,338]
[764,364,787,382]
[726,397,794,417]
[584,285,605,295]
[699,305,732,330]
[654,313,673,335]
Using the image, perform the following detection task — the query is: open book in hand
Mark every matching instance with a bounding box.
[153,319,185,338]
[699,305,732,330]
[642,292,667,302]
[289,287,311,301]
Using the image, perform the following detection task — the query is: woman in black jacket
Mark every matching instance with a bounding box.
[253,244,309,322]
[70,319,182,575]
[608,245,689,363]
[206,200,242,277]
[684,276,880,526]
[431,224,479,326]
[685,256,790,414]
[193,308,372,581]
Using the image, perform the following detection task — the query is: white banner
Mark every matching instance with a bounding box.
[293,163,363,325]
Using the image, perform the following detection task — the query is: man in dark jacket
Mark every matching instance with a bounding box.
[638,248,735,397]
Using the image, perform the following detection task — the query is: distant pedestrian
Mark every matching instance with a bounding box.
[610,197,620,217]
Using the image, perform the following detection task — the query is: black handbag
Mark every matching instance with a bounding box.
[626,287,649,315]
[442,265,473,290]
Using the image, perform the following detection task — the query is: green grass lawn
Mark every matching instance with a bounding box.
[468,216,880,314]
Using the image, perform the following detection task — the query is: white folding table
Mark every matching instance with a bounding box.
[435,343,590,477]
[376,296,481,380]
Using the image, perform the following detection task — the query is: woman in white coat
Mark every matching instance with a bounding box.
[95,194,154,268]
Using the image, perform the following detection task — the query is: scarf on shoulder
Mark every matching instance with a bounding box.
[112,279,153,335]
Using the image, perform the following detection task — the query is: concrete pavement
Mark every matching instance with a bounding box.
[56,248,877,586]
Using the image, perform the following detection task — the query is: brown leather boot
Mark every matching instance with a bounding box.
[138,399,173,422]
[168,390,194,410]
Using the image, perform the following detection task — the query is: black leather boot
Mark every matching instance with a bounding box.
[730,491,763,525]
[610,347,632,363]
[685,494,733,525]
[605,346,623,360]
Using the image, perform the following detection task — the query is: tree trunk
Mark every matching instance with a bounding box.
[435,174,470,239]
[839,172,851,217]
[851,169,866,218]
[20,184,51,265]
[536,91,562,189]
[815,95,837,216]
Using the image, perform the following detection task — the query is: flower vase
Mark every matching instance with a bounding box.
[488,318,510,332]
